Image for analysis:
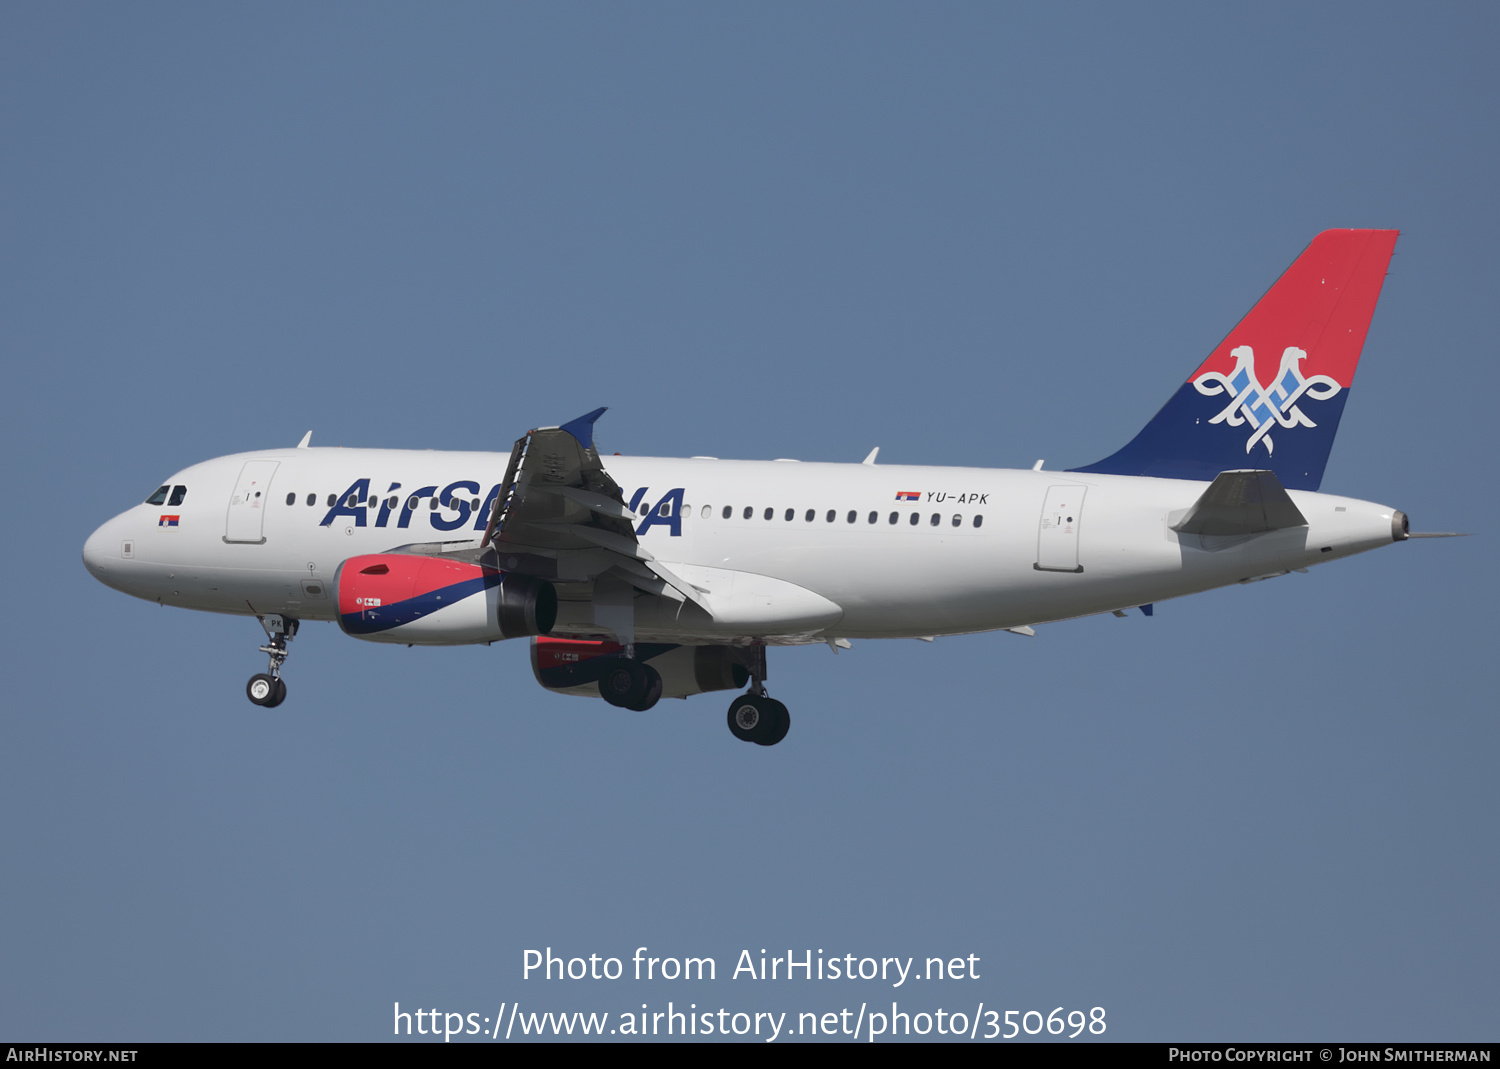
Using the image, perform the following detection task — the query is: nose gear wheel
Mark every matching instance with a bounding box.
[245,615,297,708]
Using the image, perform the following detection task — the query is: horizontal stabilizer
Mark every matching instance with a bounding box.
[1172,470,1307,537]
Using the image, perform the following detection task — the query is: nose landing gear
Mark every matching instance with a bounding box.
[725,644,789,746]
[247,614,297,708]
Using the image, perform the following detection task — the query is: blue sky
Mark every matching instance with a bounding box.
[2,3,1495,1042]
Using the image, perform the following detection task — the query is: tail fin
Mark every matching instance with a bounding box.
[1070,229,1398,491]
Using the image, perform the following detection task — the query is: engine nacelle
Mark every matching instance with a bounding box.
[335,553,556,645]
[532,637,750,700]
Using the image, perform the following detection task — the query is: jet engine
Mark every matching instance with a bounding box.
[334,553,556,645]
[532,637,749,700]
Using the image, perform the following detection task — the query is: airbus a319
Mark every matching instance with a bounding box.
[83,230,1453,745]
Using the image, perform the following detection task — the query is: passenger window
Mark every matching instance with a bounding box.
[702,505,712,519]
[471,497,481,510]
[909,513,919,526]
[146,486,170,505]
[930,513,940,526]
[661,501,673,517]
[429,499,439,510]
[868,511,877,524]
[785,508,794,521]
[846,510,856,523]
[764,508,773,520]
[285,493,296,506]
[743,506,753,520]
[889,512,898,524]
[825,510,835,522]
[805,509,814,522]
[973,515,984,528]
[306,494,316,506]
[723,506,732,519]
[327,494,336,507]
[168,485,187,506]
[347,494,359,507]
[408,496,420,510]
[951,514,961,527]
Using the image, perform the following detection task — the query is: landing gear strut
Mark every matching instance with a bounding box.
[247,614,297,708]
[726,645,789,746]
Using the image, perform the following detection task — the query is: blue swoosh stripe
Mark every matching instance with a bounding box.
[341,572,503,635]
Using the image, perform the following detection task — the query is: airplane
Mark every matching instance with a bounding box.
[82,229,1455,746]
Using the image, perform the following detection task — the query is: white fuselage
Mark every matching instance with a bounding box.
[82,446,1402,645]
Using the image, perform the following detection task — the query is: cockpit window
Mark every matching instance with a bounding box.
[146,486,170,505]
[167,485,187,507]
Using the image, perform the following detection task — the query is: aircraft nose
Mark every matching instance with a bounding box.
[83,514,128,581]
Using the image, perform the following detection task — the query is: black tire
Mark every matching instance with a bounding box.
[246,673,278,706]
[757,698,790,746]
[625,664,663,711]
[727,694,767,743]
[264,677,287,708]
[599,660,650,709]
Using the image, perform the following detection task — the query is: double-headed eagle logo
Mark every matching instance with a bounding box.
[1193,345,1342,456]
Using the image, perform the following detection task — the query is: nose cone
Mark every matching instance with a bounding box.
[83,513,129,585]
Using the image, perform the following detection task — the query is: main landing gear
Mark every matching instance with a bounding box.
[598,648,663,712]
[725,645,789,746]
[246,614,297,708]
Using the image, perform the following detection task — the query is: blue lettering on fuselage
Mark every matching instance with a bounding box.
[375,482,402,527]
[432,480,480,532]
[320,478,373,527]
[396,485,438,529]
[320,478,681,535]
[635,487,685,538]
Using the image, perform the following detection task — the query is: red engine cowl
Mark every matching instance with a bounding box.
[532,637,750,700]
[335,554,556,645]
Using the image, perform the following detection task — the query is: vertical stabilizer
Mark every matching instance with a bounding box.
[1071,229,1398,491]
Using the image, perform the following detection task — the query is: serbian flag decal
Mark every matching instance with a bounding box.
[158,515,180,528]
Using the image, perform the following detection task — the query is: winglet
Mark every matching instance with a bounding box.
[558,408,608,451]
[862,447,879,465]
[296,431,312,449]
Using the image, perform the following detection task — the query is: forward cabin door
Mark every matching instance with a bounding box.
[225,460,280,544]
[1035,484,1086,573]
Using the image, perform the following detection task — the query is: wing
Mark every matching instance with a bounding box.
[478,408,708,609]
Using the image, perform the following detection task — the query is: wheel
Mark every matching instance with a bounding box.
[727,694,763,741]
[758,698,790,746]
[727,694,779,744]
[264,677,287,708]
[624,664,662,711]
[599,660,657,709]
[246,673,278,706]
[727,695,791,745]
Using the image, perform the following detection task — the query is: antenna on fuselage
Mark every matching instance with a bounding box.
[862,447,879,465]
[297,431,312,448]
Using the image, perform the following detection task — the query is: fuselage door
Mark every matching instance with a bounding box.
[225,460,280,544]
[1035,484,1086,573]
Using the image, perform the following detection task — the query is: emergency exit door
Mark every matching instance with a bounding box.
[1035,485,1085,573]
